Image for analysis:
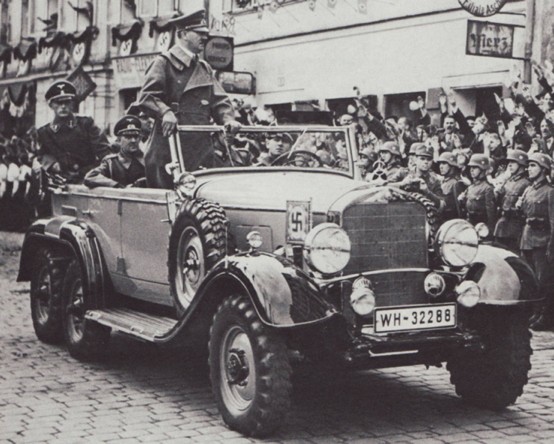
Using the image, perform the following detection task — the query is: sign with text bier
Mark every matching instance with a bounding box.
[466,20,514,59]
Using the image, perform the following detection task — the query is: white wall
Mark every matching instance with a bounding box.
[233,8,526,107]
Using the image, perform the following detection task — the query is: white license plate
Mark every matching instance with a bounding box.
[374,303,457,333]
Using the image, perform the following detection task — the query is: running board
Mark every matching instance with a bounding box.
[85,308,178,342]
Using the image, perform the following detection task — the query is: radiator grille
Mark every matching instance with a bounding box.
[343,202,429,307]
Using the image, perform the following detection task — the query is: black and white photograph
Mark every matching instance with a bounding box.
[1,0,554,442]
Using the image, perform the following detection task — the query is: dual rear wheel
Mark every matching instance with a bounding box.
[30,248,110,360]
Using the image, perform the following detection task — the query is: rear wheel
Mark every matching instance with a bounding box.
[209,295,292,437]
[62,259,110,360]
[30,247,65,343]
[447,309,532,410]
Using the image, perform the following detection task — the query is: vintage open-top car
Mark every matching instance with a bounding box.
[18,125,538,437]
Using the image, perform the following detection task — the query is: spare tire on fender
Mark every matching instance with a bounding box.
[168,198,229,316]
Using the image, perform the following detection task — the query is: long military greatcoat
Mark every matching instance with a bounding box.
[134,45,234,188]
[37,115,111,182]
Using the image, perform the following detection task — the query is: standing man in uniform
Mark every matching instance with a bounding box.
[84,115,146,188]
[519,153,554,330]
[397,144,444,210]
[437,152,466,221]
[133,9,240,188]
[459,154,497,237]
[377,141,408,183]
[36,80,111,183]
[494,149,530,251]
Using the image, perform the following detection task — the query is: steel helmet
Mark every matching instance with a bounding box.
[379,141,401,157]
[528,152,553,171]
[437,152,458,168]
[468,154,490,171]
[505,149,528,167]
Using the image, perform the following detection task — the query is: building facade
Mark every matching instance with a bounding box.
[0,0,205,139]
[0,0,553,137]
[211,0,550,123]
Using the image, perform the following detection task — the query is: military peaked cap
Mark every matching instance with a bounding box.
[437,151,458,168]
[528,152,553,171]
[46,80,76,102]
[414,144,434,158]
[379,141,401,157]
[114,115,142,136]
[169,9,209,33]
[468,154,490,170]
[506,149,528,166]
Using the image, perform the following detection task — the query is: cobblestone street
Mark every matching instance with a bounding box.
[1,232,554,444]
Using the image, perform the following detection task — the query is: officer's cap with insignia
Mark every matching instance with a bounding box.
[46,80,76,103]
[169,9,209,33]
[506,149,528,167]
[528,152,553,171]
[114,115,142,137]
[468,154,490,170]
[414,144,434,158]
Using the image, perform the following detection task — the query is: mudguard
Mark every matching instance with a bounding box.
[18,217,107,309]
[185,252,338,329]
[468,244,539,305]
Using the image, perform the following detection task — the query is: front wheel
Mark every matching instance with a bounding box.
[62,259,111,360]
[209,295,292,437]
[447,309,532,410]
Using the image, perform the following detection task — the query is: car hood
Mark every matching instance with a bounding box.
[195,170,367,213]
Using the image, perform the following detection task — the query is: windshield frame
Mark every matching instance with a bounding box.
[172,125,362,180]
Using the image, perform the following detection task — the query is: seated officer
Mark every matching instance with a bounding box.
[84,115,146,188]
[37,80,111,183]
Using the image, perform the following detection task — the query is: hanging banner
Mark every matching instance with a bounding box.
[466,20,514,58]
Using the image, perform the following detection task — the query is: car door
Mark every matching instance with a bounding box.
[118,188,173,306]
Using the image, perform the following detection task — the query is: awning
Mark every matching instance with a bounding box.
[149,13,179,37]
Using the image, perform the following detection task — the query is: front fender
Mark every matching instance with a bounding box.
[468,244,539,305]
[18,217,107,309]
[198,253,338,327]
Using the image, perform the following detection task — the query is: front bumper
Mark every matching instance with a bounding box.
[342,326,482,370]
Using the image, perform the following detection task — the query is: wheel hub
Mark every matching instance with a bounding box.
[226,348,249,386]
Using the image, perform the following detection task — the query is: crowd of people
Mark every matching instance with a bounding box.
[1,8,554,329]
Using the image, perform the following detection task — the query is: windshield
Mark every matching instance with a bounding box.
[175,126,356,176]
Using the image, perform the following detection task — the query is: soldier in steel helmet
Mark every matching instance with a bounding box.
[519,152,554,330]
[377,141,408,183]
[494,149,530,251]
[36,80,111,183]
[397,144,444,209]
[84,115,146,188]
[437,151,466,221]
[459,154,497,236]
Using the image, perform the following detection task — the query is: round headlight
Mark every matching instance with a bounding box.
[474,222,489,240]
[435,219,479,267]
[304,223,351,274]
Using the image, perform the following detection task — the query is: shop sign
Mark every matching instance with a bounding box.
[67,66,96,102]
[458,0,507,17]
[215,71,255,95]
[204,36,233,71]
[112,53,157,89]
[466,20,514,58]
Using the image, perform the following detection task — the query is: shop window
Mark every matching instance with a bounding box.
[21,0,30,37]
[139,0,177,18]
[0,0,9,44]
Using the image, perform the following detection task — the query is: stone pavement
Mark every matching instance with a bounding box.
[1,232,554,444]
